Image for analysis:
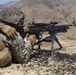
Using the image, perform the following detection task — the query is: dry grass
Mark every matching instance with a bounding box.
[65,34,76,40]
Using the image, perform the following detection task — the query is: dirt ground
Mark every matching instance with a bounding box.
[0,26,76,75]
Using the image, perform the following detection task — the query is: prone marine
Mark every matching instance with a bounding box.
[0,7,36,67]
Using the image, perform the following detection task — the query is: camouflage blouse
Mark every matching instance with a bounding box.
[0,33,32,63]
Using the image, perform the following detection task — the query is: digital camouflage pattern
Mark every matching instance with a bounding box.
[0,7,32,64]
[0,33,32,63]
[0,7,24,26]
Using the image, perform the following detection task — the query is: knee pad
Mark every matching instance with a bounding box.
[0,48,12,67]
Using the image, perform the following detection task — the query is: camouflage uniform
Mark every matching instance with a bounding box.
[0,33,32,63]
[0,7,32,64]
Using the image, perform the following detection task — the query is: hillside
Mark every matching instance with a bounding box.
[0,0,76,23]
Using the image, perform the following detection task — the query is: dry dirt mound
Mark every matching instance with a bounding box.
[0,48,76,75]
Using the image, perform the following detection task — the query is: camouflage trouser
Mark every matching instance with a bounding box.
[0,33,32,63]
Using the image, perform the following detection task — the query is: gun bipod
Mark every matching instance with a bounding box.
[32,35,63,50]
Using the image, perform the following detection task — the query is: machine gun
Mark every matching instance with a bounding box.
[28,21,76,72]
[28,21,76,50]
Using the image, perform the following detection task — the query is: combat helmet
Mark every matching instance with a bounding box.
[0,7,25,27]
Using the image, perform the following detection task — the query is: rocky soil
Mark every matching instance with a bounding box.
[0,27,76,75]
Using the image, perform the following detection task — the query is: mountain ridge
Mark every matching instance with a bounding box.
[0,0,76,23]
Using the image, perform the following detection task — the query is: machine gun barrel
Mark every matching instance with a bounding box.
[28,22,76,34]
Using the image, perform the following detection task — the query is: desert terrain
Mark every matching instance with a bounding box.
[0,26,76,75]
[0,0,76,75]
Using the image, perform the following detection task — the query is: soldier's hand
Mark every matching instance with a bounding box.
[27,35,36,45]
[23,25,29,33]
[1,25,17,39]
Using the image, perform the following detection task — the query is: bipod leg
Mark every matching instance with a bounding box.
[51,35,54,58]
[38,42,41,49]
[54,36,63,49]
[50,33,55,74]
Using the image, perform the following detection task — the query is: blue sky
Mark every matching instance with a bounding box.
[0,0,20,4]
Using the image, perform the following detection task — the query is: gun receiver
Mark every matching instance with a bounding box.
[28,21,76,50]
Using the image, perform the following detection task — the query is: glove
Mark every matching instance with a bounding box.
[27,35,36,45]
[23,25,29,33]
[0,24,17,39]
